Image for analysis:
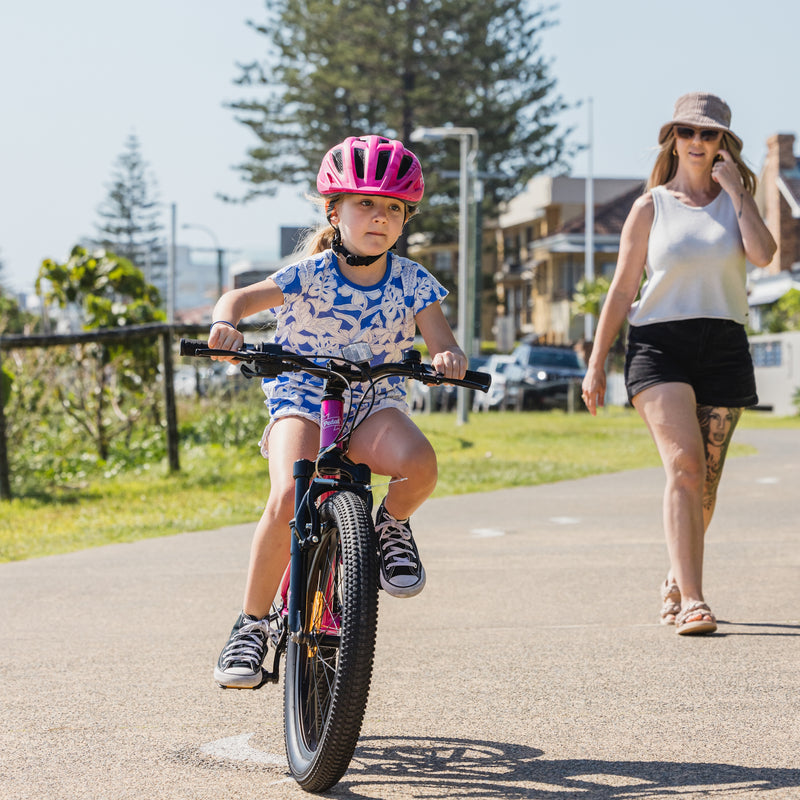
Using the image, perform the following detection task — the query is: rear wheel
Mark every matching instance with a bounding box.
[284,491,378,792]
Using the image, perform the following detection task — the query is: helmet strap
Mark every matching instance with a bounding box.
[331,227,387,267]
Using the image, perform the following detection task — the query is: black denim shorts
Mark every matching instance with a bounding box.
[624,318,758,407]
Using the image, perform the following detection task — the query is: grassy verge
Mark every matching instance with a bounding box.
[1,407,797,562]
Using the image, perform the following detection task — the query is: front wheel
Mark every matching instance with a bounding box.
[284,491,379,792]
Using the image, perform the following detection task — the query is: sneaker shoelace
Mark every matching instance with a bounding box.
[220,618,270,669]
[375,518,418,574]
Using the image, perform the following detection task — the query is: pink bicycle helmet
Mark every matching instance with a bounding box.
[317,135,424,204]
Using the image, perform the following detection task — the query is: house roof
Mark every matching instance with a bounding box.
[557,183,645,235]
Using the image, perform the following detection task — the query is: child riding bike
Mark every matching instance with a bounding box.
[209,135,467,688]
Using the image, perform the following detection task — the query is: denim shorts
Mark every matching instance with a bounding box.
[624,318,758,407]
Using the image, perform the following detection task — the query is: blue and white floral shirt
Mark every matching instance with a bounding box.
[259,249,447,450]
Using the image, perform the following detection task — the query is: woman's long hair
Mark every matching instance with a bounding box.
[646,129,757,195]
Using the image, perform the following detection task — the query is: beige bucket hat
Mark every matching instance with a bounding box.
[658,92,742,149]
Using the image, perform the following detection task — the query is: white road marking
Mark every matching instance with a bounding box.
[756,477,779,484]
[471,528,506,538]
[200,732,286,766]
[549,516,581,525]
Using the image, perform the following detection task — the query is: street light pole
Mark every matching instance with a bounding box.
[182,223,225,298]
[584,97,595,343]
[410,126,479,425]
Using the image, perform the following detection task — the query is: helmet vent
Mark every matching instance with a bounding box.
[353,148,365,179]
[375,151,389,180]
[331,149,344,173]
[397,154,413,179]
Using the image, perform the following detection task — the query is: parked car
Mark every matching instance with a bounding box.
[473,354,517,411]
[408,355,490,412]
[173,362,245,397]
[507,343,586,410]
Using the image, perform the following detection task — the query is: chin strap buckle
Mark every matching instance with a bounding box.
[331,228,385,267]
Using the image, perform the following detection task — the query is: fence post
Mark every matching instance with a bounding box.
[0,348,11,500]
[160,329,180,473]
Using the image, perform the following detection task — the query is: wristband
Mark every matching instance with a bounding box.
[210,320,238,331]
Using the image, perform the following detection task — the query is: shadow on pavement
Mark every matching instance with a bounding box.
[323,736,800,798]
[719,621,800,636]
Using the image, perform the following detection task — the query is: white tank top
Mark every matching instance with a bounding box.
[627,185,748,326]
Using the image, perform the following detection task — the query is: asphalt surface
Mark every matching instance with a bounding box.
[1,427,798,800]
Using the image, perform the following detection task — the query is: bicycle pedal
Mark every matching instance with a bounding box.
[257,667,280,687]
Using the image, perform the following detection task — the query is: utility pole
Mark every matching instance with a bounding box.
[584,98,595,343]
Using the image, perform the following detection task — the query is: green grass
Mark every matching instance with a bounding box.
[1,407,797,563]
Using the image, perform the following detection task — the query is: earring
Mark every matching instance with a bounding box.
[672,149,677,156]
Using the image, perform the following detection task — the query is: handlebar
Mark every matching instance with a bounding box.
[179,338,491,392]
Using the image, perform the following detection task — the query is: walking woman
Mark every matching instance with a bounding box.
[581,92,776,635]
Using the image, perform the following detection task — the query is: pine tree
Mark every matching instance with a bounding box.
[226,0,574,230]
[94,134,165,284]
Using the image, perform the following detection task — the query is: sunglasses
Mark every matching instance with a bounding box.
[674,126,722,142]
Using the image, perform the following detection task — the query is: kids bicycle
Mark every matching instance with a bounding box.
[179,338,490,792]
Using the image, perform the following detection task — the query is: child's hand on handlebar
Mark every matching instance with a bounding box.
[208,321,245,362]
[431,347,467,380]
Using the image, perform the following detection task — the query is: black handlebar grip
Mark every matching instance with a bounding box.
[463,369,492,391]
[179,338,207,356]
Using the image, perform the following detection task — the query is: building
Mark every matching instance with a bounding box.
[756,134,800,274]
[491,175,643,345]
[176,226,311,323]
[749,133,800,331]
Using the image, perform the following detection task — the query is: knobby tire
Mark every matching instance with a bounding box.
[283,491,379,792]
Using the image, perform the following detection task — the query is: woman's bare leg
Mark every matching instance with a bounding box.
[633,383,708,611]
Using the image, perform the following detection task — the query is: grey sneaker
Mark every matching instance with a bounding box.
[375,502,426,598]
[214,611,270,688]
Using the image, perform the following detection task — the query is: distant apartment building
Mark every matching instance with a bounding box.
[173,226,310,323]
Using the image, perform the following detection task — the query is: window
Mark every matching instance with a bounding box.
[503,235,520,268]
[434,251,452,274]
[751,341,783,367]
[555,259,580,297]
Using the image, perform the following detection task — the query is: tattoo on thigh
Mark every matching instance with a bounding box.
[696,405,743,510]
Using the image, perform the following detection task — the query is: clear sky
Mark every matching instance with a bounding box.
[2,0,798,294]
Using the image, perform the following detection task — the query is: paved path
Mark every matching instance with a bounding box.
[1,428,798,799]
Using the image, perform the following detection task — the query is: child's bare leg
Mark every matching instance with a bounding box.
[242,416,320,617]
[348,408,437,519]
[349,408,434,597]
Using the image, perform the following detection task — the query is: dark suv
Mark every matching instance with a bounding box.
[507,343,586,410]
